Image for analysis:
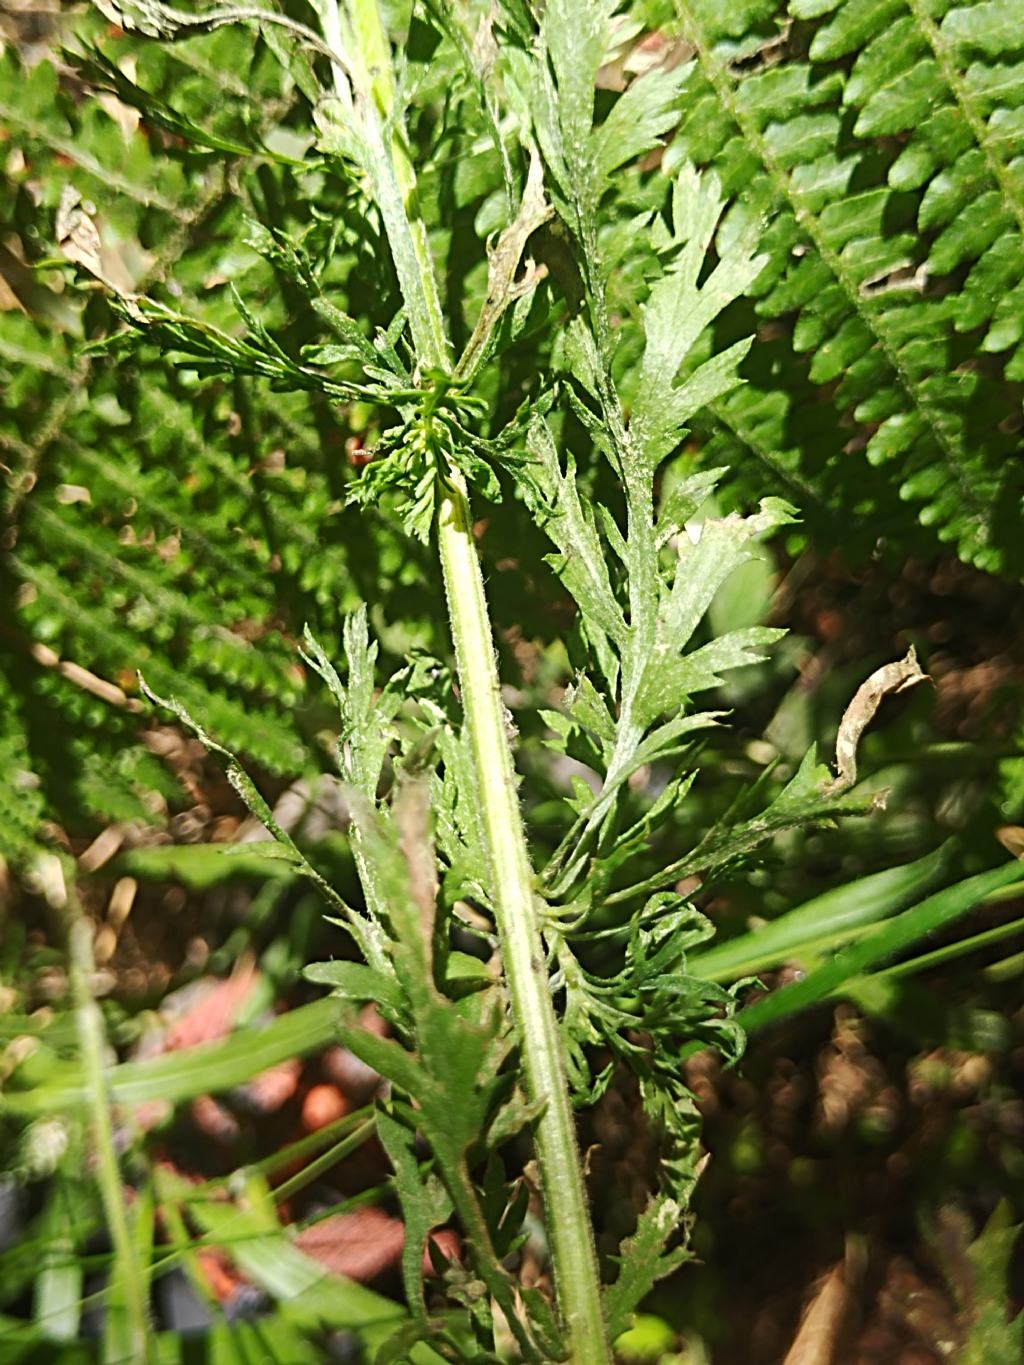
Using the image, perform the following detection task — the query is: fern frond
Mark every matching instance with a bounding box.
[670,0,1024,574]
[0,23,424,835]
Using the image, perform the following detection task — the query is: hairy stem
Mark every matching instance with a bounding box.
[345,0,450,369]
[325,2,610,1356]
[437,474,610,1362]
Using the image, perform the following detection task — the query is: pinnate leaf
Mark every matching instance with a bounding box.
[603,1193,692,1342]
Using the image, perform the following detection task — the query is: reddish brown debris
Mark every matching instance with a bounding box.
[294,1208,460,1283]
[301,1083,351,1132]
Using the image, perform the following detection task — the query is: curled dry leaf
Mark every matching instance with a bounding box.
[824,647,930,795]
[996,826,1024,859]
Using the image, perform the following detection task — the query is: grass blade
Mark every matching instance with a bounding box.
[689,843,952,983]
[2,998,343,1117]
[742,861,1024,1032]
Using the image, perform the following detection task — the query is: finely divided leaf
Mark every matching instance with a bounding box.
[302,609,405,799]
[630,167,766,471]
[376,1110,452,1325]
[531,0,617,207]
[526,419,627,649]
[603,1193,691,1342]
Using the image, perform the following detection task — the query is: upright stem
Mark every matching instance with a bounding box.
[327,3,611,1357]
[347,0,450,370]
[437,476,610,1363]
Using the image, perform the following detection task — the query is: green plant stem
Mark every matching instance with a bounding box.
[345,0,450,370]
[269,1119,376,1206]
[437,474,610,1362]
[440,1149,547,1364]
[325,4,611,1355]
[53,859,154,1364]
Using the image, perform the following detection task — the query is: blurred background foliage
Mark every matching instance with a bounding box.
[0,0,1022,1359]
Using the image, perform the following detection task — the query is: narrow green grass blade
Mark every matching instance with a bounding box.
[0,1311,326,1363]
[182,1106,373,1197]
[154,1174,248,1365]
[118,843,299,888]
[689,843,952,983]
[59,867,153,1364]
[152,1314,313,1363]
[0,1013,77,1046]
[2,1179,101,1311]
[268,1119,376,1206]
[32,1255,82,1344]
[2,997,343,1116]
[985,950,1024,983]
[103,1177,156,1365]
[742,861,1024,1033]
[865,914,1024,982]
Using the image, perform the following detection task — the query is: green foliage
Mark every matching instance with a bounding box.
[3,1,1022,1360]
[2,997,345,1117]
[735,859,1024,1030]
[666,0,1024,574]
[688,842,955,981]
[4,0,1022,862]
[0,11,430,861]
[603,1194,693,1342]
[936,1202,1024,1364]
